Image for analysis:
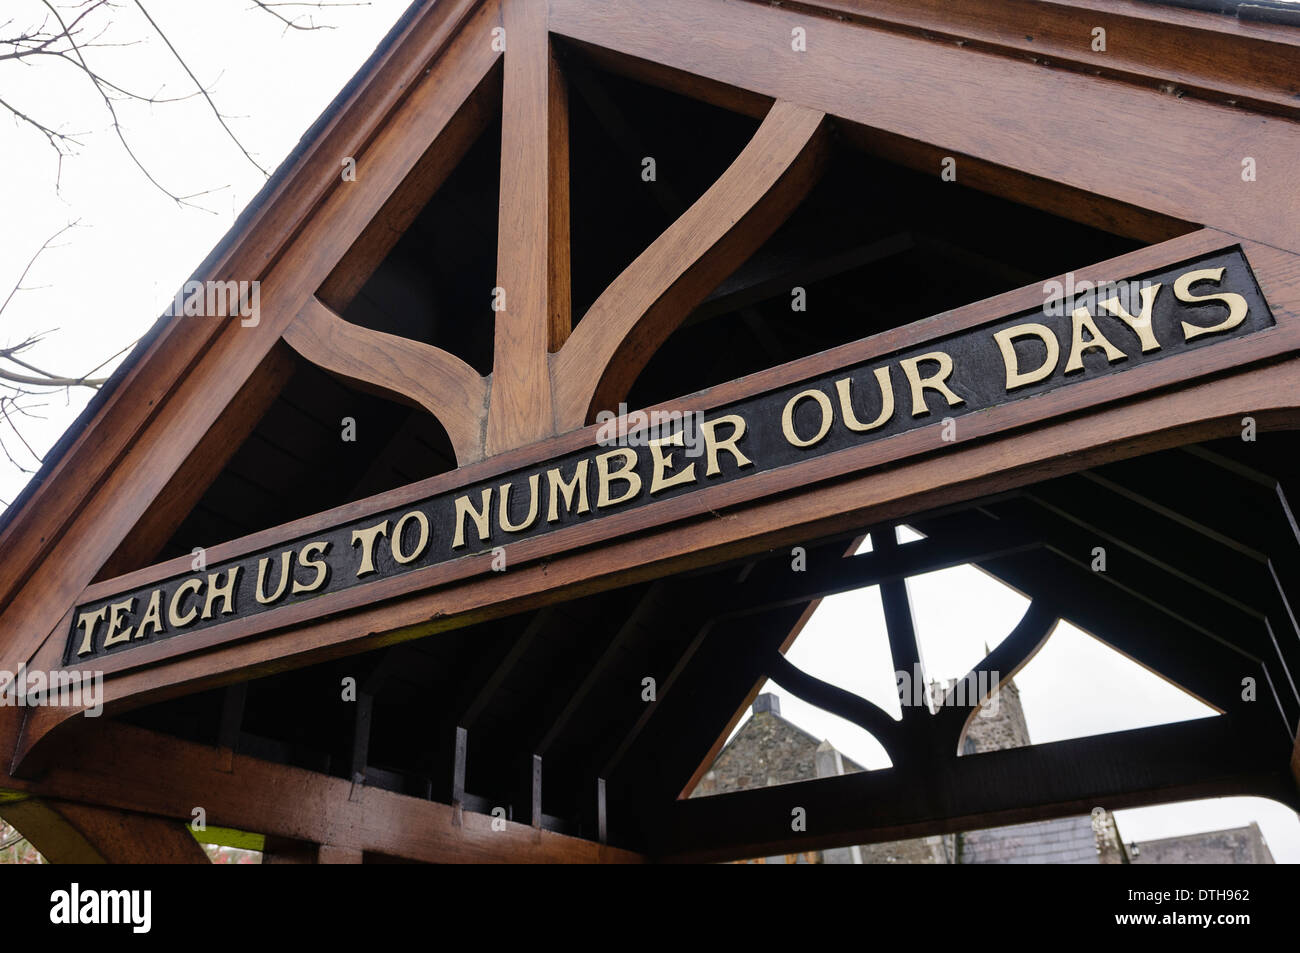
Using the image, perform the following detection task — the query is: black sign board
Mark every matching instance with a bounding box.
[66,247,1273,663]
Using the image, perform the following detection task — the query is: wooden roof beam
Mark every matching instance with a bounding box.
[0,720,643,864]
[653,713,1295,863]
[549,0,1300,252]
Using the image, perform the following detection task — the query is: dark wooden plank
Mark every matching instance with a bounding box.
[0,721,643,863]
[654,714,1294,863]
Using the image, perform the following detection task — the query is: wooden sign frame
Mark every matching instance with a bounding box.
[59,241,1281,669]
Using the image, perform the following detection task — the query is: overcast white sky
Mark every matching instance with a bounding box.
[2,1,1296,863]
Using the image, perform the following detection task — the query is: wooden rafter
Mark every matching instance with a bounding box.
[548,0,1300,253]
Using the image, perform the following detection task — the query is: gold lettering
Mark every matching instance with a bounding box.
[1175,267,1248,341]
[75,605,108,657]
[392,511,431,562]
[452,488,493,549]
[1065,307,1127,373]
[835,368,894,432]
[1099,284,1162,353]
[136,588,165,641]
[293,541,330,594]
[202,566,242,620]
[782,389,833,448]
[102,598,136,647]
[256,550,294,603]
[899,352,964,417]
[350,521,390,577]
[701,414,752,476]
[994,323,1060,391]
[649,432,698,494]
[546,461,590,523]
[596,448,641,508]
[169,578,203,629]
[498,476,541,533]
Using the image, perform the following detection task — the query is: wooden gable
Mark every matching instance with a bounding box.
[2,0,1299,863]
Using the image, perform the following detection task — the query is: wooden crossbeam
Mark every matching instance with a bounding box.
[0,721,642,864]
[653,714,1295,863]
[719,521,1037,618]
[548,0,1300,253]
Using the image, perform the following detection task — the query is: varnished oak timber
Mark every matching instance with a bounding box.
[0,722,642,864]
[0,0,504,676]
[36,231,1243,599]
[4,0,1300,858]
[782,0,1300,120]
[0,797,210,864]
[485,0,571,454]
[836,122,1195,245]
[35,230,1300,680]
[13,231,1298,747]
[4,0,1298,699]
[94,345,297,581]
[19,341,1300,768]
[316,844,365,864]
[548,0,1300,254]
[284,298,489,464]
[553,100,830,429]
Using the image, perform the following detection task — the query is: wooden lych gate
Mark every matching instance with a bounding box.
[2,0,1300,863]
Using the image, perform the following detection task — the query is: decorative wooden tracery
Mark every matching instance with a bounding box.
[282,57,829,461]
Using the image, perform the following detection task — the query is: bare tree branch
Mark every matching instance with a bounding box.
[0,1,361,476]
[248,1,370,32]
[35,0,216,209]
[0,226,138,470]
[131,1,269,176]
[0,221,77,319]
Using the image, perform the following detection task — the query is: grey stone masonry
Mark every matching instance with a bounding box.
[960,816,1100,865]
[1131,823,1274,864]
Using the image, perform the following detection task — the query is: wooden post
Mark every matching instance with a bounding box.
[487,0,570,454]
